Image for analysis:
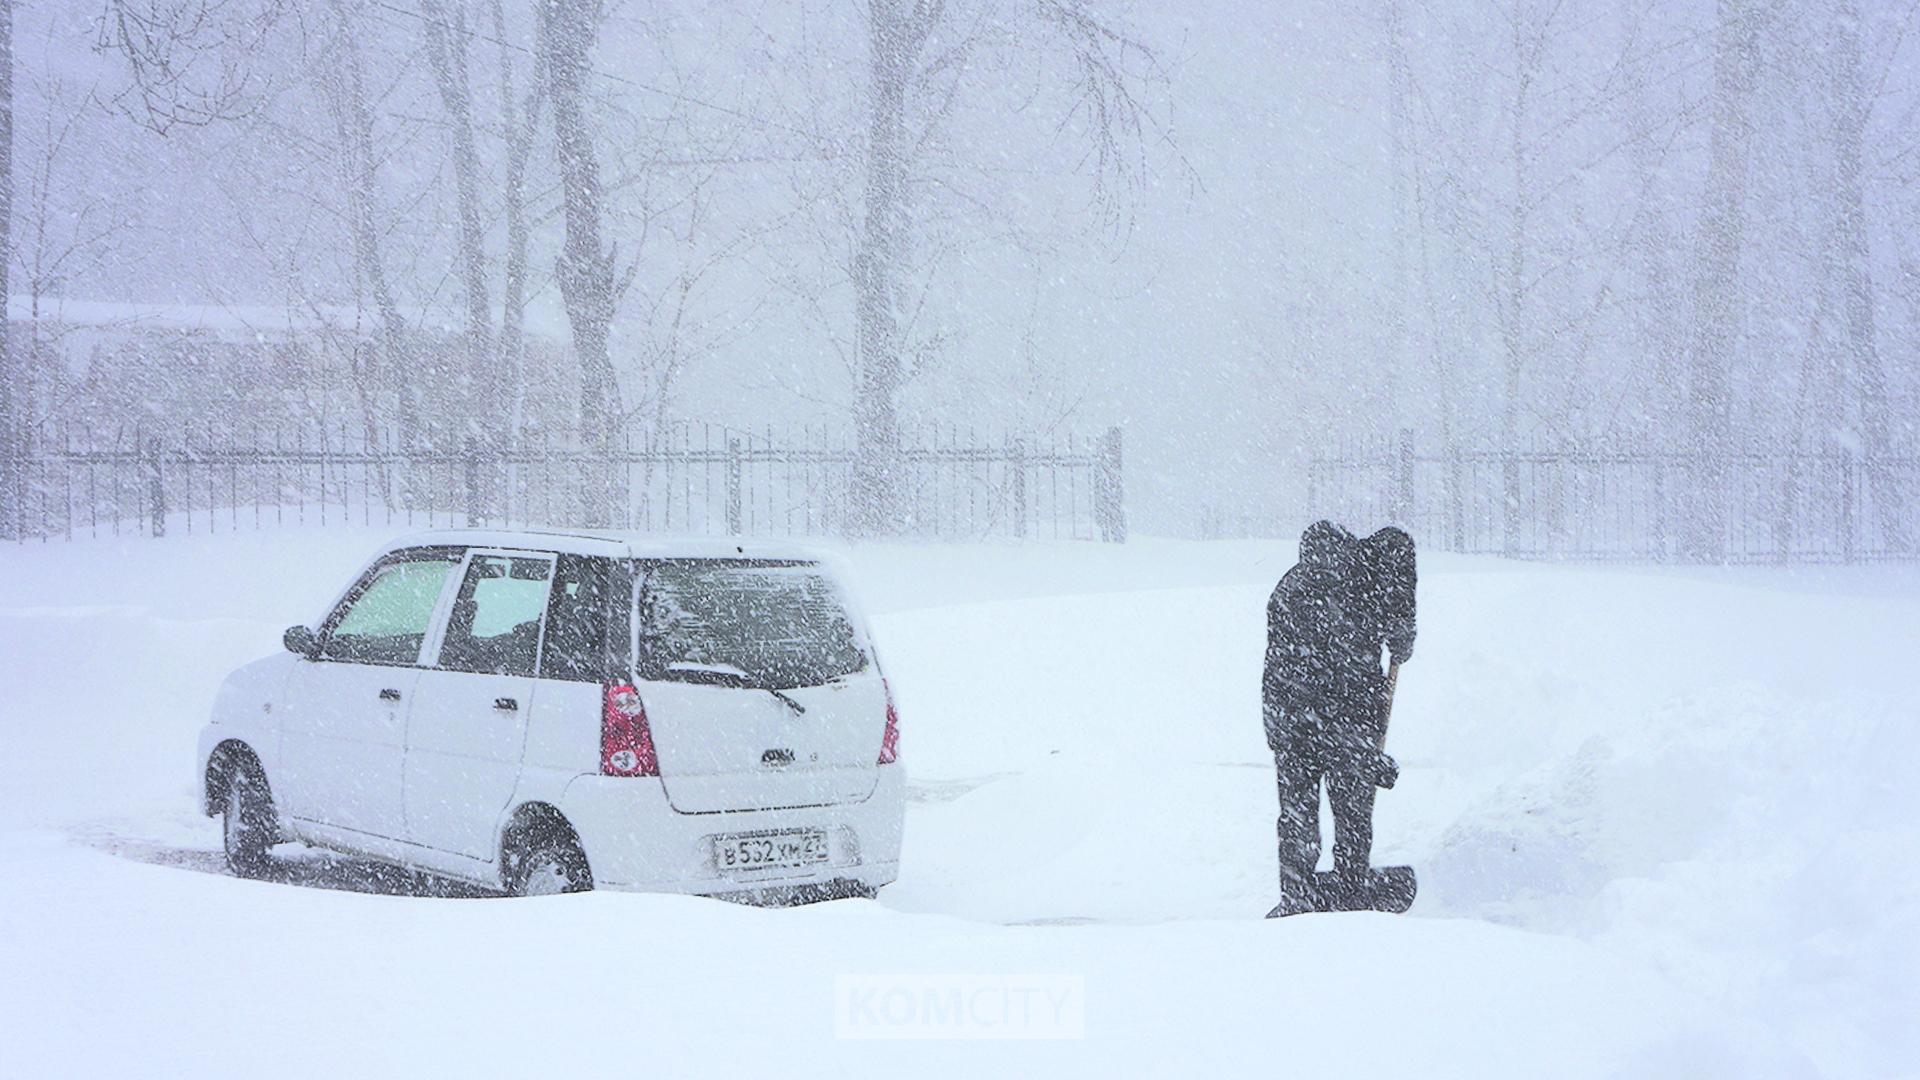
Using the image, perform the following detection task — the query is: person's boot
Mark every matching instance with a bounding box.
[1266,869,1319,917]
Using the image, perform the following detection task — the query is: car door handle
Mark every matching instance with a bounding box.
[493,697,519,712]
[379,688,402,702]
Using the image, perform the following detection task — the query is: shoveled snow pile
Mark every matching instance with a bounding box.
[3,529,1914,1077]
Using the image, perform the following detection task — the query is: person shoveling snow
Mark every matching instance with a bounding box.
[1262,521,1417,917]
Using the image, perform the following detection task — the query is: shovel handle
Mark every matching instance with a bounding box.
[1378,661,1401,753]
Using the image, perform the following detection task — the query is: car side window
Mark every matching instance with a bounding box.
[539,555,611,683]
[438,555,555,677]
[322,556,458,666]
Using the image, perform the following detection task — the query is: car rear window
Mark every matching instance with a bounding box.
[636,560,867,689]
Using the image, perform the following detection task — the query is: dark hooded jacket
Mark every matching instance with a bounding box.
[1262,522,1386,761]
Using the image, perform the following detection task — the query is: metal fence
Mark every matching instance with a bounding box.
[0,422,1127,544]
[1293,432,1917,563]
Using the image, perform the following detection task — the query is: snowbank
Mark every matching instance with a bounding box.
[0,834,1804,1079]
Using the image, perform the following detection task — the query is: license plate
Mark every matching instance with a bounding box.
[714,830,829,873]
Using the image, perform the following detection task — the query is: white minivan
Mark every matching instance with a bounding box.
[197,530,904,898]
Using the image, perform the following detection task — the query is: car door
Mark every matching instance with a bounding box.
[405,550,557,861]
[277,547,463,840]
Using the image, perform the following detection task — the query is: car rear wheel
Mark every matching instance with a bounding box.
[221,765,277,880]
[505,825,592,897]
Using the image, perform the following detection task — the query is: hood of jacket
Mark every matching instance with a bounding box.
[1298,520,1356,574]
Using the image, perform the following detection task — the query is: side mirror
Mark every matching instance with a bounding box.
[284,625,320,658]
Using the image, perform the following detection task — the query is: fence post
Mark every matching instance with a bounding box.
[1651,459,1669,563]
[0,429,14,542]
[726,438,743,536]
[1777,453,1798,564]
[0,422,14,542]
[1447,442,1465,552]
[1392,427,1415,527]
[1841,452,1857,565]
[1305,457,1319,525]
[1546,439,1566,557]
[147,438,167,538]
[464,437,481,527]
[1501,450,1519,558]
[1010,436,1028,540]
[1096,426,1126,543]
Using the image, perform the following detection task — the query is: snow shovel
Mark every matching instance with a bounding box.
[1303,662,1416,915]
[1265,664,1418,918]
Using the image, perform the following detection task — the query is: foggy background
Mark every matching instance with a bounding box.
[1,0,1914,547]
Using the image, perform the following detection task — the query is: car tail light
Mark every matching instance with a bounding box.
[601,683,658,777]
[878,680,900,765]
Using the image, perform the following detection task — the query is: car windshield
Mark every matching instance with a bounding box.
[636,561,868,688]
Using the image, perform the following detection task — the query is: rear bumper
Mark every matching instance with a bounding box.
[558,764,905,893]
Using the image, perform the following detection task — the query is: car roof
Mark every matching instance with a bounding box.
[377,528,838,563]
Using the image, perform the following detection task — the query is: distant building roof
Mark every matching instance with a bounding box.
[5,296,557,345]
[7,295,397,341]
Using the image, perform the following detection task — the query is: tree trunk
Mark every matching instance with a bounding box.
[422,0,497,455]
[851,0,915,537]
[1680,0,1761,563]
[0,0,14,541]
[540,0,621,527]
[1382,0,1412,435]
[1625,11,1682,447]
[1830,0,1908,553]
[1499,27,1532,556]
[493,0,541,452]
[1390,1,1461,547]
[325,2,421,499]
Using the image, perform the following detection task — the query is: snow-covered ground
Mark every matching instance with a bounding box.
[2,529,1914,1078]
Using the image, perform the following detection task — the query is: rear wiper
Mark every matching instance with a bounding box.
[663,662,806,715]
[766,688,807,716]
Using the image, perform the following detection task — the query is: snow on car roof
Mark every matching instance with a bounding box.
[378,528,838,563]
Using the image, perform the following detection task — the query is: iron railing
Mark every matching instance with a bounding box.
[0,422,1127,544]
[1208,432,1918,564]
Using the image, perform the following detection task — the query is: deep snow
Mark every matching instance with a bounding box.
[2,530,1914,1077]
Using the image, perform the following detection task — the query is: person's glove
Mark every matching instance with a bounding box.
[1387,628,1414,667]
[1369,751,1399,790]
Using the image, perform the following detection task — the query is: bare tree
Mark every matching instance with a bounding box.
[95,0,286,134]
[0,0,14,540]
[1382,0,1489,543]
[318,0,421,467]
[539,0,622,526]
[1827,0,1909,552]
[846,0,923,536]
[11,71,136,435]
[1381,0,1470,454]
[1495,8,1651,428]
[492,0,543,445]
[1400,1,1672,550]
[1621,0,1687,443]
[846,0,1178,536]
[1680,0,1764,562]
[420,0,498,453]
